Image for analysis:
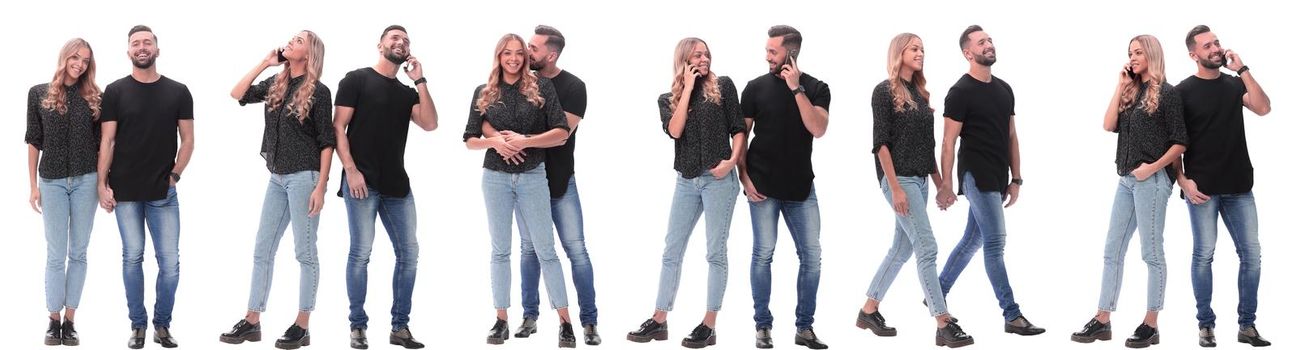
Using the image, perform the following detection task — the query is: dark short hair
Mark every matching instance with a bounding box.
[1185,25,1212,50]
[128,25,155,42]
[959,25,984,49]
[381,25,407,40]
[534,25,566,54]
[768,25,802,52]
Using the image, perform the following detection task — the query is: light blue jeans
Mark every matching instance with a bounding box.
[867,176,948,317]
[1098,171,1171,312]
[939,172,1022,321]
[246,171,321,312]
[115,186,181,329]
[40,172,98,313]
[519,176,598,325]
[655,170,739,312]
[483,164,569,310]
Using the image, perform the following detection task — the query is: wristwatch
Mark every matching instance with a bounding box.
[1010,178,1023,186]
[791,85,805,95]
[413,77,428,86]
[169,172,181,183]
[1236,65,1250,75]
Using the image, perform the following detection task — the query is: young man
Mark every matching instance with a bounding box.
[738,25,830,350]
[933,25,1045,337]
[97,25,195,349]
[509,24,603,346]
[333,24,439,350]
[1176,25,1273,348]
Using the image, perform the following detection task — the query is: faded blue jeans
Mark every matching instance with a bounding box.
[655,170,739,312]
[246,171,321,312]
[867,176,948,317]
[750,184,822,330]
[1097,171,1171,312]
[938,172,1022,321]
[1188,192,1261,328]
[40,172,98,313]
[115,186,181,329]
[483,164,569,311]
[343,177,419,331]
[520,176,596,325]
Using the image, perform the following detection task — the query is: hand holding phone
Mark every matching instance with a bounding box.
[276,48,288,63]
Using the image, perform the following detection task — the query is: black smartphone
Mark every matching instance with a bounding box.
[783,49,799,69]
[276,48,288,63]
[1126,66,1136,79]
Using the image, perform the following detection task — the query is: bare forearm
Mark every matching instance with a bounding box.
[667,90,692,138]
[1149,145,1186,172]
[173,142,193,175]
[465,137,495,150]
[317,147,334,191]
[28,146,39,189]
[877,146,902,192]
[1104,87,1122,132]
[520,128,569,149]
[796,95,828,137]
[231,62,269,100]
[1241,71,1271,115]
[413,84,438,131]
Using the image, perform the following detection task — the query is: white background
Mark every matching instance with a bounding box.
[2,0,1291,349]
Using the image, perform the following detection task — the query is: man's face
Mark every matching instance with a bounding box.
[128,31,158,69]
[963,31,996,66]
[765,36,789,74]
[1191,32,1224,69]
[528,34,552,71]
[381,30,410,64]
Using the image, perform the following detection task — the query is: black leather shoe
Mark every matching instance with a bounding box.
[487,319,509,345]
[45,318,61,346]
[681,323,716,349]
[1125,324,1160,348]
[583,324,601,345]
[515,317,538,338]
[935,320,974,348]
[389,327,425,349]
[559,322,576,348]
[154,327,179,348]
[275,324,310,349]
[794,328,829,349]
[350,328,369,349]
[220,319,262,344]
[922,299,958,323]
[127,328,145,349]
[61,320,79,346]
[1238,325,1271,347]
[855,310,897,337]
[1005,316,1046,336]
[1071,318,1112,343]
[755,327,772,349]
[626,319,667,342]
[1199,327,1216,347]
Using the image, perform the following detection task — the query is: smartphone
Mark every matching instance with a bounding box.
[783,48,800,69]
[1126,66,1136,79]
[276,48,288,63]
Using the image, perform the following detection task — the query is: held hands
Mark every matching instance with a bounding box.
[781,56,802,90]
[490,134,527,165]
[98,184,116,213]
[936,185,957,211]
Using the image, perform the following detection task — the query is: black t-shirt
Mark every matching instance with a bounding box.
[1178,74,1252,195]
[335,68,419,198]
[543,70,587,198]
[101,75,194,202]
[741,72,831,201]
[944,74,1013,195]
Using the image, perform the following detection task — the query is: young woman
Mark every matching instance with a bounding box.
[27,37,101,347]
[220,30,334,350]
[1071,35,1187,349]
[463,33,576,348]
[626,37,743,349]
[858,33,973,348]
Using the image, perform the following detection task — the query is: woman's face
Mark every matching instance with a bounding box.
[64,46,92,82]
[902,37,925,73]
[500,38,526,75]
[283,32,309,61]
[687,42,711,77]
[1128,40,1148,76]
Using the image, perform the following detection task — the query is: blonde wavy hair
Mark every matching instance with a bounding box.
[1119,35,1166,115]
[475,34,544,114]
[266,30,325,123]
[669,37,720,112]
[886,33,930,112]
[41,38,101,119]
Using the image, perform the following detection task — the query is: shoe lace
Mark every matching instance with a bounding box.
[689,325,712,339]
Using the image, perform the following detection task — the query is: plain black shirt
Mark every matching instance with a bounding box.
[463,77,568,173]
[944,74,1013,194]
[741,72,831,201]
[542,70,587,198]
[335,68,419,198]
[26,82,100,179]
[657,76,743,178]
[871,79,936,182]
[101,75,194,202]
[1113,82,1188,177]
[239,75,337,174]
[1178,74,1252,195]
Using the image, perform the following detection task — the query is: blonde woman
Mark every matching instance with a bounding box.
[627,37,743,349]
[463,33,575,348]
[858,33,973,348]
[26,38,101,347]
[1071,35,1186,348]
[220,30,334,350]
